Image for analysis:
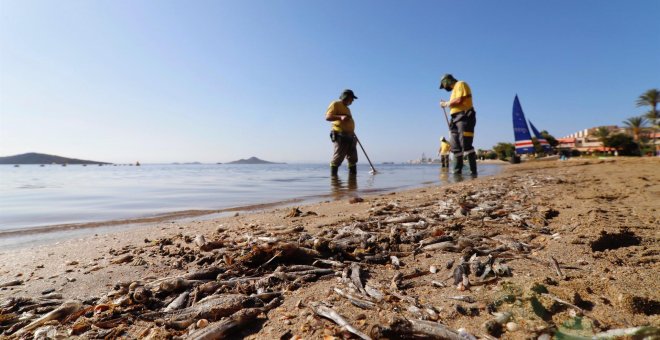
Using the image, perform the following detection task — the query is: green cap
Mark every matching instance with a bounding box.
[340,89,358,100]
[439,74,456,90]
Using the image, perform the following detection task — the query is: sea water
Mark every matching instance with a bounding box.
[0,163,500,246]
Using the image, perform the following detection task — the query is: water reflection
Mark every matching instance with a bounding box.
[330,174,358,199]
[439,167,449,184]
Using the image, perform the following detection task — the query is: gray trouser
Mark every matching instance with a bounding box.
[441,154,449,168]
[331,132,358,167]
[449,109,477,157]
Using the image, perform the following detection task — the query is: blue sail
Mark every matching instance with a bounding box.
[512,95,535,154]
[529,120,552,152]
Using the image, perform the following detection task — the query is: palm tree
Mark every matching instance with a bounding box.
[637,89,659,154]
[593,126,610,144]
[623,116,647,155]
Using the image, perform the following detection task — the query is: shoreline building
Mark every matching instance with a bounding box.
[558,126,625,153]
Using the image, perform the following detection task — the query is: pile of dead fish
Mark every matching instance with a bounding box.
[0,174,591,339]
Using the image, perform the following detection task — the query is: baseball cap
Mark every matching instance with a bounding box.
[439,74,456,89]
[340,89,358,100]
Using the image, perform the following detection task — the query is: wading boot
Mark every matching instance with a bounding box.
[468,153,477,176]
[331,165,339,177]
[348,165,357,175]
[452,156,463,174]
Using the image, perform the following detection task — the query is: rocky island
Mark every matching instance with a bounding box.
[0,152,111,165]
[226,156,284,164]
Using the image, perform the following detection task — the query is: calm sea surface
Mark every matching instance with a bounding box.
[0,163,500,246]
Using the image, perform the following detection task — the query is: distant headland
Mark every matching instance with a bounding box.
[226,157,284,165]
[0,152,111,165]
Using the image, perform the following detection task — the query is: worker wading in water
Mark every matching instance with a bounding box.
[438,136,451,168]
[325,89,358,177]
[440,74,477,175]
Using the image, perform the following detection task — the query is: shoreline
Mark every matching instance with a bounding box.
[1,157,657,338]
[0,166,501,249]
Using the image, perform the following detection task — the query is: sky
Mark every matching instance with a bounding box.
[1,1,658,164]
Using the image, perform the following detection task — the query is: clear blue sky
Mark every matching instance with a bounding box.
[1,1,658,163]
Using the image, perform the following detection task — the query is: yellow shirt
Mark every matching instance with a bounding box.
[325,100,355,134]
[449,81,473,115]
[440,141,451,154]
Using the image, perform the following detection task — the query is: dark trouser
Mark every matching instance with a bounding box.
[449,109,477,174]
[441,154,449,168]
[330,131,358,174]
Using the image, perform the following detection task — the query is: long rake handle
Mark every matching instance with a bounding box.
[441,105,451,128]
[355,136,377,173]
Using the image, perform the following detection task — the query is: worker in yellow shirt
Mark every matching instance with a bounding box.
[440,74,477,175]
[325,89,358,177]
[438,136,451,168]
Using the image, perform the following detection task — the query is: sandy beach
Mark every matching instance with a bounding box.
[1,157,658,338]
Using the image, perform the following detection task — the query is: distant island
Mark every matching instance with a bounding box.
[226,157,284,165]
[0,152,111,165]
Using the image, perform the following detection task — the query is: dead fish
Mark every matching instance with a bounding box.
[447,295,475,303]
[453,263,471,290]
[431,280,447,288]
[419,235,453,247]
[198,282,221,295]
[333,288,376,309]
[183,266,224,280]
[0,280,23,288]
[310,303,372,340]
[384,215,419,224]
[164,291,189,312]
[493,262,511,276]
[365,285,384,302]
[132,287,151,303]
[423,241,459,252]
[351,263,367,295]
[41,293,63,300]
[14,300,82,336]
[446,259,455,269]
[482,312,512,337]
[386,318,462,340]
[141,294,258,323]
[111,254,134,264]
[407,305,424,317]
[188,298,280,340]
[194,235,207,248]
[159,277,194,293]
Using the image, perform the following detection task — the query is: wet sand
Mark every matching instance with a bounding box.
[0,157,658,338]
